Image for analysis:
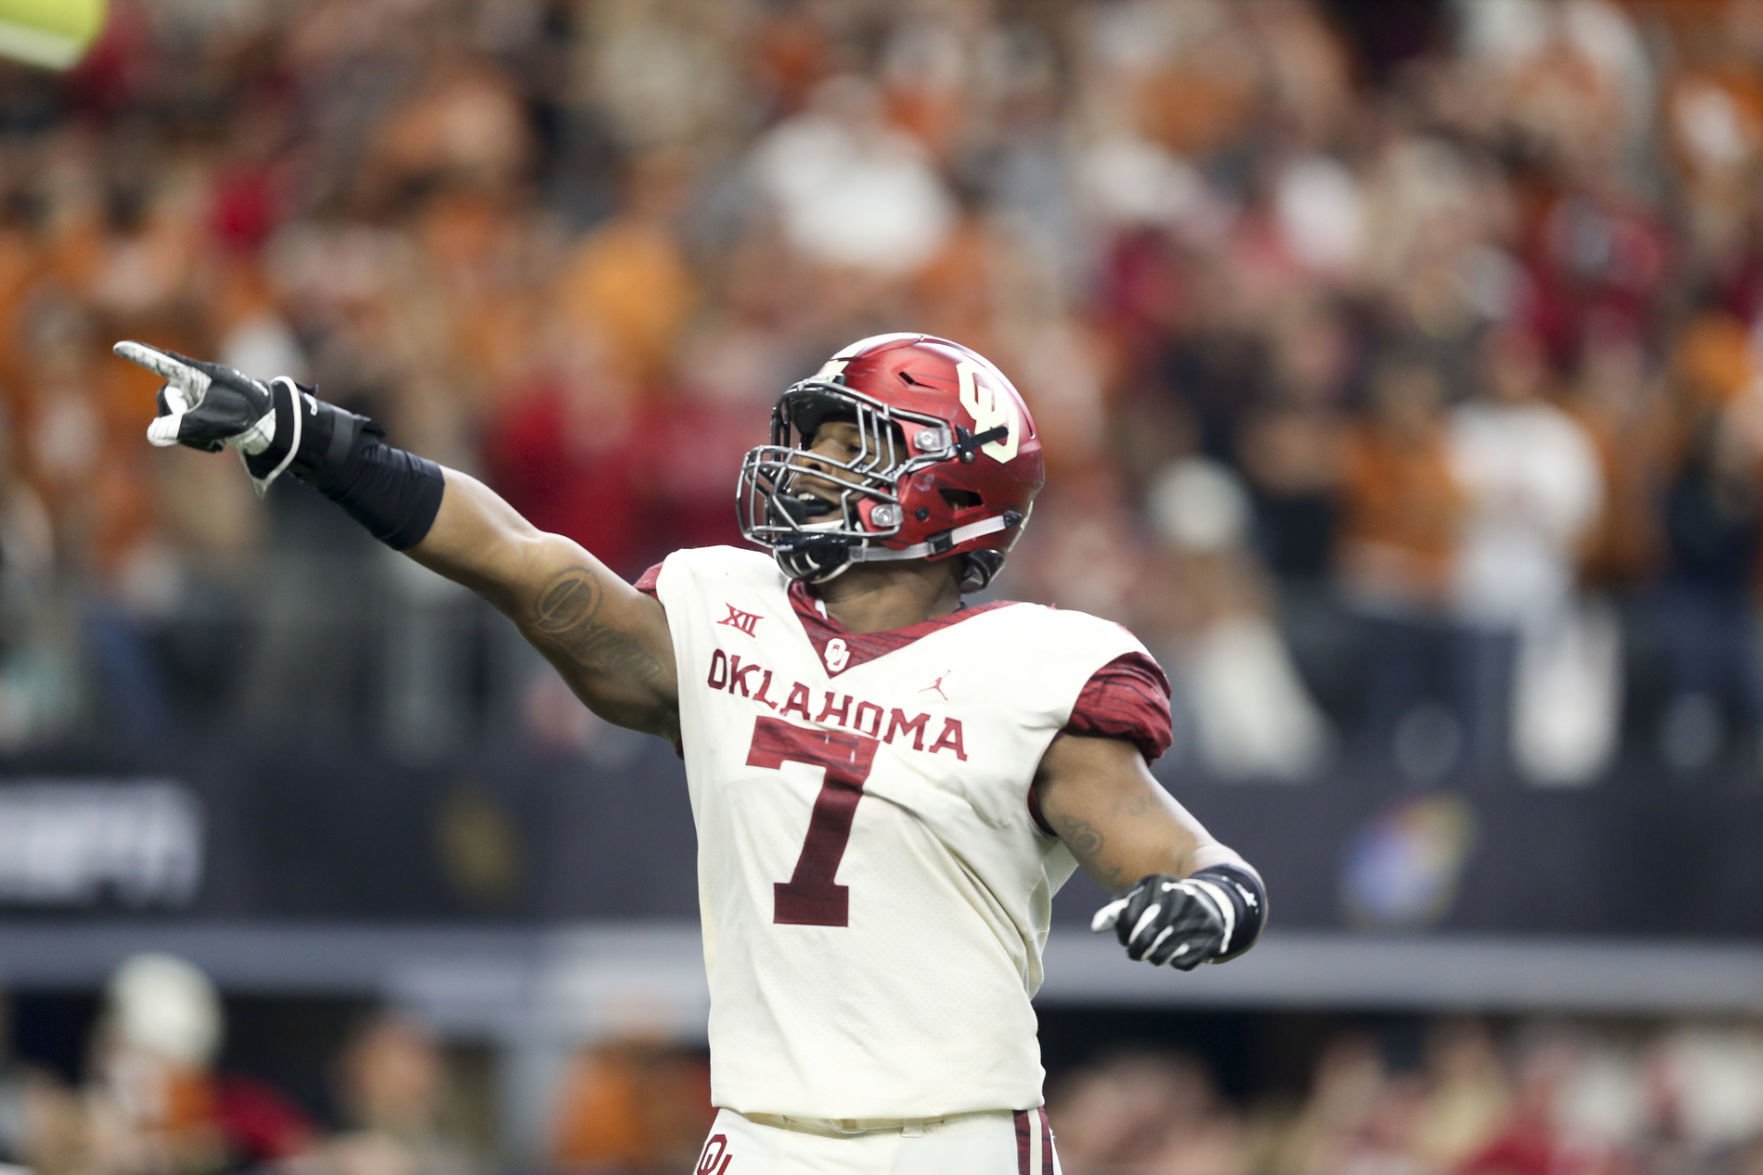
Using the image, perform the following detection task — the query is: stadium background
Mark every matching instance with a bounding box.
[2,0,1762,1170]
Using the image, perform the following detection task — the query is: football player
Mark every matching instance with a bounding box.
[117,333,1265,1173]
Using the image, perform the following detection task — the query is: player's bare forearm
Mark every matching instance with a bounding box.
[1032,734,1255,892]
[406,468,679,738]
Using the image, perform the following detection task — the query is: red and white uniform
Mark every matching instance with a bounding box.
[639,546,1171,1122]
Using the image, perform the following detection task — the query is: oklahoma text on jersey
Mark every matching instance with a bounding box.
[706,648,969,761]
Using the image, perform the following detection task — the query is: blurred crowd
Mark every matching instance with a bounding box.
[4,0,1763,782]
[5,957,1762,1175]
[1049,1018,1763,1175]
[0,958,487,1175]
[0,956,711,1175]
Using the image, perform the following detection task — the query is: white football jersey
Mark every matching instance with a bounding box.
[645,546,1156,1119]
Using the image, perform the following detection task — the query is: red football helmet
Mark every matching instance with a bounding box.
[738,333,1044,592]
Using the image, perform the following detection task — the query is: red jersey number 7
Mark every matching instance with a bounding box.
[746,716,880,927]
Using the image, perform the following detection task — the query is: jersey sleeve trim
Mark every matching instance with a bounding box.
[633,561,666,596]
[1062,651,1174,762]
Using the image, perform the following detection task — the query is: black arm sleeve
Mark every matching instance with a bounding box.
[245,383,444,550]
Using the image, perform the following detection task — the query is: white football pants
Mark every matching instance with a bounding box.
[692,1106,1062,1175]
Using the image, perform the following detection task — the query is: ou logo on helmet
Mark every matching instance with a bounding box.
[956,359,1020,463]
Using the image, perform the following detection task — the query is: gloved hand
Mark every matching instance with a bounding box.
[115,341,305,495]
[1090,872,1239,971]
[115,340,441,550]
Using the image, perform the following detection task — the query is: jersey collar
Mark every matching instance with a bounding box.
[786,578,1015,677]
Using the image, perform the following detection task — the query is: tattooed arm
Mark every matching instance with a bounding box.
[407,469,679,739]
[1032,735,1248,890]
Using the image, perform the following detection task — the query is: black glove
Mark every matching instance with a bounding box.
[116,340,310,495]
[1090,865,1265,970]
[117,338,444,549]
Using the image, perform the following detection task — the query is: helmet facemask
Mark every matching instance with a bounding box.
[738,379,955,584]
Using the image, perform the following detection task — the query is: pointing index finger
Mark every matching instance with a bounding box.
[114,340,212,401]
[114,340,184,378]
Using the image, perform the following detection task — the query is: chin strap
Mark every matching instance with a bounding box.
[773,511,1024,589]
[850,512,1021,564]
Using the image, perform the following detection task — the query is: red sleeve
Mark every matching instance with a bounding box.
[1062,651,1174,763]
[633,561,665,596]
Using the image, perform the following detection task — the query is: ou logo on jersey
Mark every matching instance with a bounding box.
[823,637,850,674]
[956,359,1021,464]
